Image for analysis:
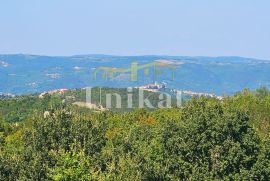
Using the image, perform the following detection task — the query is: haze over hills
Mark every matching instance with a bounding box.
[1,54,270,95]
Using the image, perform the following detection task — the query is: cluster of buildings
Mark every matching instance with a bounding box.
[0,60,9,67]
[180,90,223,100]
[39,89,68,98]
[135,81,166,92]
[0,93,15,99]
[137,82,224,100]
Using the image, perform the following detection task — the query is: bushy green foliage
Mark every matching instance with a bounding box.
[0,88,270,180]
[0,94,64,123]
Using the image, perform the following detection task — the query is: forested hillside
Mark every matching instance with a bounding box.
[0,88,180,123]
[0,88,270,180]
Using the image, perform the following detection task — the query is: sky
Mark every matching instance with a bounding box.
[0,0,269,59]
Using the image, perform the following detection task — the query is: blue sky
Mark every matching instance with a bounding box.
[0,0,269,59]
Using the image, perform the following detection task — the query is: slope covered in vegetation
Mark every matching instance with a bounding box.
[0,88,270,180]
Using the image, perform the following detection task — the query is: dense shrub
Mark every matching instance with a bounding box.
[0,88,270,180]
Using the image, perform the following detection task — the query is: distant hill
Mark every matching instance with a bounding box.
[1,54,270,95]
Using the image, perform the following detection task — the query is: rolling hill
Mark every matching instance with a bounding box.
[1,54,270,95]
